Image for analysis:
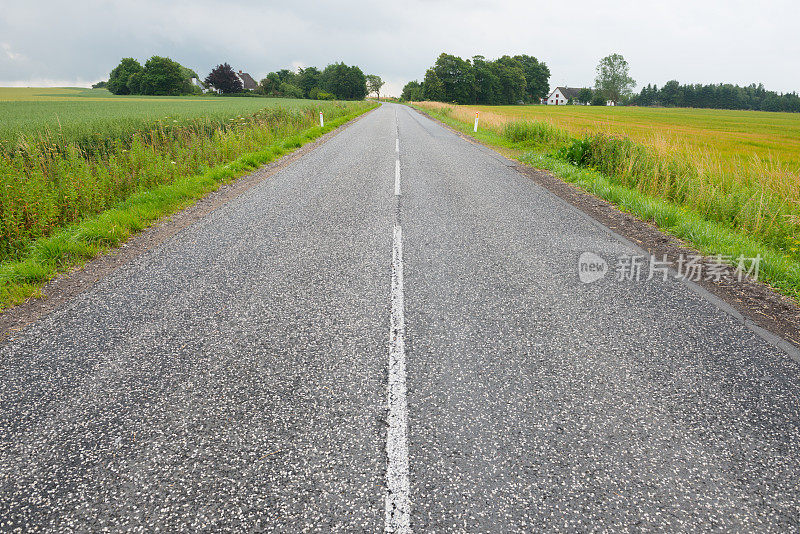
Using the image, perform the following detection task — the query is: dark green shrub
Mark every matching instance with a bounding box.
[557,138,592,166]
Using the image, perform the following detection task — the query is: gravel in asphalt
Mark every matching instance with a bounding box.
[0,103,798,532]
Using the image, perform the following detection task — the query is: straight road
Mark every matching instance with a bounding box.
[1,103,798,532]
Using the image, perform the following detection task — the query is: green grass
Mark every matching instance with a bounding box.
[0,87,375,309]
[0,88,333,157]
[414,103,800,302]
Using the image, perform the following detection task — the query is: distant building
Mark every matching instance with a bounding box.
[606,100,616,106]
[546,87,585,105]
[190,78,208,92]
[236,70,258,91]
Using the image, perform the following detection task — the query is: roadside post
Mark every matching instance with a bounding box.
[320,111,324,127]
[474,112,479,132]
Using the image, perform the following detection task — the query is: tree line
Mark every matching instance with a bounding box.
[106,57,200,96]
[629,81,800,112]
[401,53,550,105]
[251,63,370,100]
[105,57,376,101]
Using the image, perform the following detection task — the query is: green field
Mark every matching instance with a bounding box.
[0,87,374,308]
[0,87,331,155]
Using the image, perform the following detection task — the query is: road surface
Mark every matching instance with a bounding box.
[1,103,798,532]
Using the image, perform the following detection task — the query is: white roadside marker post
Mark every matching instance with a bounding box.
[473,111,479,132]
[320,111,324,127]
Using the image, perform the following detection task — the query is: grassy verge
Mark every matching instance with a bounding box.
[412,103,800,302]
[0,103,376,310]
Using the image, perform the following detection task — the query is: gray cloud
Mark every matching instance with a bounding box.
[1,0,798,96]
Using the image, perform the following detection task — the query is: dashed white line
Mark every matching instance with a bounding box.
[394,159,401,196]
[396,138,399,153]
[386,224,410,534]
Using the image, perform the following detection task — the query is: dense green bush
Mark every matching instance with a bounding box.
[500,120,568,145]
[557,138,592,166]
[279,82,303,99]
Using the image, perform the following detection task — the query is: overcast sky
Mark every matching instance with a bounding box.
[1,0,798,97]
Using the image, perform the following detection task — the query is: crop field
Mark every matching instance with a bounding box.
[431,102,800,173]
[0,88,328,154]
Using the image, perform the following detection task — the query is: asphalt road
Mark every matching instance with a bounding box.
[1,103,799,532]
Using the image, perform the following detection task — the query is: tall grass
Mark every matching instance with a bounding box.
[560,134,799,255]
[0,102,368,263]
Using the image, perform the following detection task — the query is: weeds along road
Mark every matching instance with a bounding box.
[1,103,799,532]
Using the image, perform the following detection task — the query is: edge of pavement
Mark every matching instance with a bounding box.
[407,104,800,363]
[0,105,381,344]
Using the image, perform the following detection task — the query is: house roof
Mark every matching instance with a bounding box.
[237,71,258,90]
[550,87,584,100]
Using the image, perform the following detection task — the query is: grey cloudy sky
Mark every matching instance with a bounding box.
[1,0,798,97]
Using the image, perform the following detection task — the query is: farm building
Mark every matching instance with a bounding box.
[546,87,583,105]
[236,70,258,91]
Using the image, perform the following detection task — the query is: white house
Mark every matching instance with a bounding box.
[546,87,583,105]
[235,70,258,91]
[190,78,208,92]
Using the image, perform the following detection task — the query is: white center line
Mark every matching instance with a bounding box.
[386,224,410,533]
[396,138,399,153]
[394,159,401,196]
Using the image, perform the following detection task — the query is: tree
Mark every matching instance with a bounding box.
[415,51,549,105]
[297,67,321,98]
[577,87,593,104]
[401,80,424,101]
[276,69,297,85]
[127,71,143,94]
[259,73,281,96]
[472,55,501,105]
[205,63,243,94]
[107,58,143,95]
[140,56,184,96]
[279,82,303,98]
[493,55,527,104]
[422,68,445,101]
[366,74,385,100]
[660,80,683,107]
[513,54,551,102]
[319,63,367,100]
[432,53,474,104]
[594,53,635,104]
